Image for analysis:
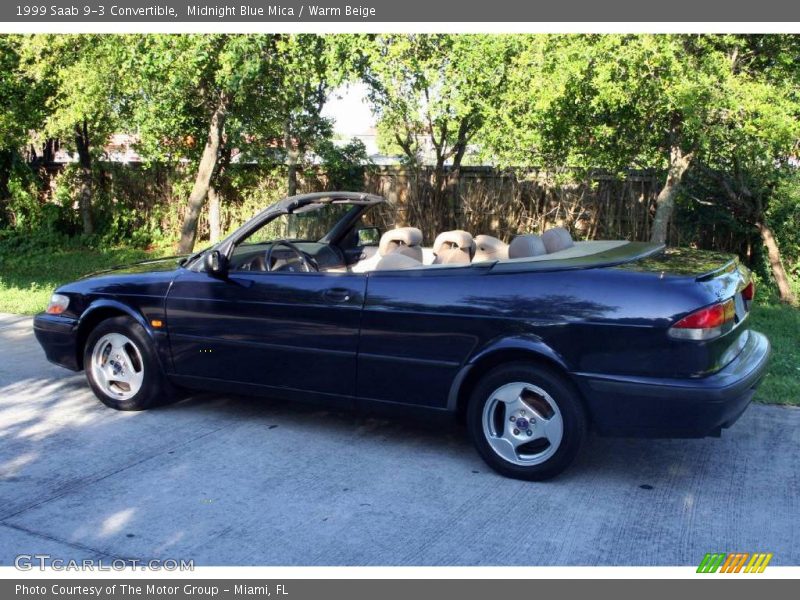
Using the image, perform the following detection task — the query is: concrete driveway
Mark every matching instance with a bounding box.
[0,313,797,566]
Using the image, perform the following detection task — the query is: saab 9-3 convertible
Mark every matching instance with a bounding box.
[34,192,770,480]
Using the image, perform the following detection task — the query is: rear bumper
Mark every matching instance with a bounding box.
[33,313,80,371]
[574,330,771,438]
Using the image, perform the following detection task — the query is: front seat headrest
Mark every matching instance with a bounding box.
[379,227,423,262]
[508,234,547,259]
[473,234,509,262]
[433,230,474,264]
[541,227,574,254]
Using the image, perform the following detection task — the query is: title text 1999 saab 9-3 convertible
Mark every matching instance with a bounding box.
[34,192,770,480]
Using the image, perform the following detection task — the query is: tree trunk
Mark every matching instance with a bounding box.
[284,126,299,196]
[208,185,221,244]
[446,119,471,228]
[430,155,447,233]
[207,145,231,245]
[177,95,228,254]
[757,220,797,305]
[74,121,94,236]
[650,146,693,244]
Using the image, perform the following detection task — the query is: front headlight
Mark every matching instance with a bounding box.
[45,293,70,315]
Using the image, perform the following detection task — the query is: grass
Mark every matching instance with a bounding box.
[749,296,800,406]
[1,244,797,406]
[0,244,170,315]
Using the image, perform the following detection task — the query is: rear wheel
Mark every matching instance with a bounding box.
[467,362,587,481]
[84,316,167,411]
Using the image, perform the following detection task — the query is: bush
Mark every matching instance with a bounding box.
[767,169,800,285]
[315,138,371,191]
[2,160,46,232]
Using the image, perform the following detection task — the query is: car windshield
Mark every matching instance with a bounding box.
[241,202,353,246]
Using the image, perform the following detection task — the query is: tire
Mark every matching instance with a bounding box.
[467,362,587,481]
[83,316,168,411]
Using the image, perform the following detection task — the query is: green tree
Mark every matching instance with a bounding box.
[359,34,512,225]
[700,35,800,304]
[486,34,800,300]
[0,36,49,225]
[269,35,339,197]
[129,34,343,253]
[128,34,286,253]
[17,34,132,235]
[316,137,370,191]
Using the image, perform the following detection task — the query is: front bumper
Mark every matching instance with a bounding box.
[574,330,771,438]
[33,313,80,371]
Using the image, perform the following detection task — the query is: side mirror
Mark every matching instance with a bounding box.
[357,226,381,247]
[204,250,228,278]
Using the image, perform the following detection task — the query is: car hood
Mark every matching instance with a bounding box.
[79,255,188,279]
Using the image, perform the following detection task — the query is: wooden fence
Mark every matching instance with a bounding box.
[35,162,704,248]
[358,165,666,244]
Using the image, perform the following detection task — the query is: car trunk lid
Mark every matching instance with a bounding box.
[619,246,755,375]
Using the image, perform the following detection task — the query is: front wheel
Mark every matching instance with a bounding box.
[467,363,587,481]
[84,316,167,411]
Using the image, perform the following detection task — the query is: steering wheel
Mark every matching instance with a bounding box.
[265,240,319,273]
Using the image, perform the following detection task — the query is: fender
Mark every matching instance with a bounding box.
[446,335,570,411]
[76,298,171,372]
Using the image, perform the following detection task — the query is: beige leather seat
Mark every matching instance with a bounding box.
[375,252,424,271]
[508,234,547,259]
[352,227,424,272]
[432,230,475,265]
[473,235,509,262]
[541,227,574,253]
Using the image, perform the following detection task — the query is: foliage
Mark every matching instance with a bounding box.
[358,34,513,168]
[765,169,800,284]
[0,36,51,228]
[1,159,43,230]
[213,165,289,236]
[125,36,272,164]
[0,33,797,303]
[17,35,131,151]
[266,35,338,161]
[483,35,783,171]
[315,138,370,190]
[0,36,49,150]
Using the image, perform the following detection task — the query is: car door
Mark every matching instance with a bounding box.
[357,264,496,410]
[165,268,366,405]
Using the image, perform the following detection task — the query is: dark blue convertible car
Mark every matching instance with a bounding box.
[34,192,770,480]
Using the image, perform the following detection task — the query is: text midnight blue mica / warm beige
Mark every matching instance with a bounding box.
[186,4,378,17]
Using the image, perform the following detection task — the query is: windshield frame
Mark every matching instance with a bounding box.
[184,192,387,270]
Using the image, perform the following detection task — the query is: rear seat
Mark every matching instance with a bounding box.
[541,227,574,253]
[357,226,577,271]
[473,235,509,262]
[508,234,547,259]
[473,228,574,262]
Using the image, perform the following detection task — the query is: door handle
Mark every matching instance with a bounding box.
[322,288,353,303]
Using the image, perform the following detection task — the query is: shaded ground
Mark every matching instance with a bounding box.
[0,314,797,566]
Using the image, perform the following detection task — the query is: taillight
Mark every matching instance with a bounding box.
[742,281,755,302]
[669,299,735,340]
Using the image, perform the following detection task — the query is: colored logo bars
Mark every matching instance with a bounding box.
[697,552,773,573]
